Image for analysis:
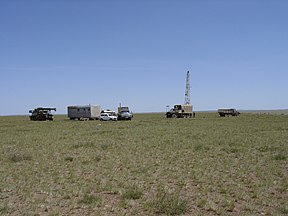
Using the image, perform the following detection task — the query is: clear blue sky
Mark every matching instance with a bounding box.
[0,0,287,115]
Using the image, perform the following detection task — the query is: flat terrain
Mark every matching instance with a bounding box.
[0,113,287,215]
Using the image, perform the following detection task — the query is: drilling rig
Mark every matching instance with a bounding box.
[166,71,194,118]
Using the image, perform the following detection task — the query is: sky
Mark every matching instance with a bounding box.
[0,0,287,115]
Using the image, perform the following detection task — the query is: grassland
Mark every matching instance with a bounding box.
[0,113,287,215]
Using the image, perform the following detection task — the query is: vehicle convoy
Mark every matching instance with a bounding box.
[117,106,133,120]
[67,105,101,120]
[100,113,117,121]
[29,107,56,121]
[218,108,240,117]
[166,104,193,118]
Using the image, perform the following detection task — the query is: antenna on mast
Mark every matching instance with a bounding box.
[184,71,190,105]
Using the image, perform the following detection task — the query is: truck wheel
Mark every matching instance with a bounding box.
[172,114,177,118]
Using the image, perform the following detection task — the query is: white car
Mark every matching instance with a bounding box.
[100,113,117,121]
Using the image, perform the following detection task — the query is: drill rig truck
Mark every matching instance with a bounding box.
[166,104,193,118]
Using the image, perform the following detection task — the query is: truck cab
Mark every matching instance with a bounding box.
[117,106,133,120]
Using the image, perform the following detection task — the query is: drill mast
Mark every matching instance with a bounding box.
[184,71,190,105]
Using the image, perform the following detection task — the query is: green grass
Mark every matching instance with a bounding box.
[148,190,188,215]
[0,202,9,214]
[78,194,102,205]
[7,153,32,163]
[121,185,143,200]
[0,113,287,215]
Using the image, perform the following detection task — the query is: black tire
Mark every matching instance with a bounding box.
[172,114,177,118]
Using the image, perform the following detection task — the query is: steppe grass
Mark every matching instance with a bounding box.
[148,189,188,215]
[121,185,143,200]
[0,113,287,215]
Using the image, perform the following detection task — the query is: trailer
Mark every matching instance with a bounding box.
[67,105,101,120]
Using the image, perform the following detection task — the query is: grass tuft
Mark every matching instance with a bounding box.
[273,153,287,161]
[7,153,32,162]
[122,186,143,200]
[280,206,288,214]
[149,191,188,215]
[64,156,74,162]
[100,143,109,150]
[94,155,102,162]
[0,202,9,214]
[72,141,95,149]
[224,200,235,212]
[78,194,102,205]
